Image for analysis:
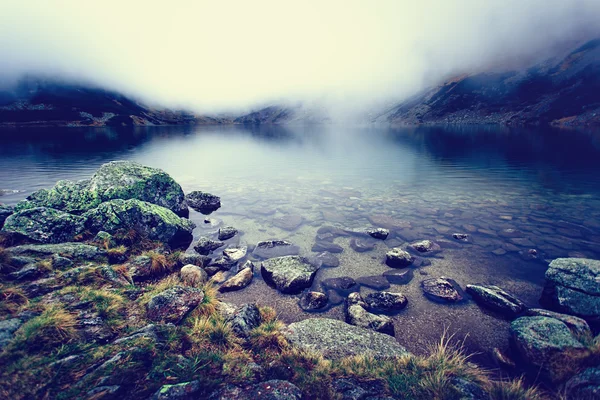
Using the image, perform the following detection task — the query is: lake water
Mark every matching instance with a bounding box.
[1,124,600,365]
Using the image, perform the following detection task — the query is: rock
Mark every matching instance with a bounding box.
[364,292,408,312]
[452,233,469,242]
[541,258,600,321]
[146,286,204,324]
[311,241,344,253]
[450,378,488,400]
[223,303,262,338]
[408,240,442,255]
[356,276,391,290]
[178,253,208,268]
[23,277,64,297]
[193,237,225,255]
[526,308,592,337]
[498,228,522,238]
[313,252,339,268]
[51,254,73,270]
[466,284,526,318]
[15,161,187,216]
[492,347,516,369]
[185,191,221,214]
[368,215,411,230]
[208,380,302,400]
[0,318,22,350]
[385,248,414,268]
[223,246,247,263]
[261,256,319,294]
[350,238,375,253]
[151,381,201,400]
[345,293,395,335]
[0,204,13,229]
[210,257,236,271]
[218,226,238,241]
[565,367,600,399]
[5,242,106,261]
[421,278,463,302]
[84,199,195,249]
[321,276,359,295]
[299,291,328,311]
[331,378,387,400]
[382,269,413,285]
[180,265,208,286]
[114,324,175,345]
[2,207,86,243]
[510,316,588,382]
[219,267,253,292]
[492,248,507,256]
[366,228,389,240]
[9,262,51,281]
[283,318,408,359]
[252,240,300,259]
[273,215,303,231]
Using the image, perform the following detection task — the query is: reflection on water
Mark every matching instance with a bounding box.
[1,124,600,363]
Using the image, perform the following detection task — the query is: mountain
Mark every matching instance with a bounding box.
[0,78,229,127]
[377,38,600,127]
[234,103,331,125]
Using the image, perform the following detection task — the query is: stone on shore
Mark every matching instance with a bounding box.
[2,207,86,244]
[261,256,319,294]
[219,267,253,292]
[466,284,526,318]
[385,248,414,268]
[283,318,408,359]
[193,237,225,255]
[185,191,221,214]
[421,278,463,303]
[146,286,204,324]
[345,293,395,336]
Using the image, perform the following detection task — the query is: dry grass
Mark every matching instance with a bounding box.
[0,286,29,314]
[15,306,78,352]
[488,377,546,400]
[189,282,219,318]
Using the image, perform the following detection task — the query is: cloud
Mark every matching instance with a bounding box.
[1,0,599,114]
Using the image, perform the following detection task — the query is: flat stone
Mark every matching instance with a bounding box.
[421,278,463,303]
[273,215,304,231]
[283,318,408,359]
[382,269,413,285]
[312,241,344,253]
[321,276,359,295]
[313,252,339,268]
[350,238,375,253]
[466,284,526,318]
[356,275,391,290]
[368,215,411,230]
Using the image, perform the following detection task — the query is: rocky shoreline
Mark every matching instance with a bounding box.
[1,161,599,399]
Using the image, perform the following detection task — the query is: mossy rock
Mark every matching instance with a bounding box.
[1,207,86,244]
[15,161,188,216]
[84,199,195,249]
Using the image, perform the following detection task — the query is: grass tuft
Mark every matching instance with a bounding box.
[0,286,29,314]
[15,306,78,352]
[488,377,545,400]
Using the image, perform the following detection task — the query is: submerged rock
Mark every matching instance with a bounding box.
[313,251,340,268]
[299,291,328,311]
[284,318,408,359]
[385,248,414,268]
[383,269,413,285]
[219,267,253,292]
[218,226,238,241]
[321,276,359,295]
[452,233,469,242]
[193,237,225,255]
[185,191,221,214]
[364,292,408,312]
[368,215,411,230]
[466,284,526,318]
[421,278,463,303]
[252,240,300,259]
[356,275,391,290]
[146,286,204,324]
[84,199,195,248]
[223,246,247,263]
[261,256,319,294]
[273,214,303,231]
[540,258,600,321]
[349,238,375,253]
[311,240,344,253]
[510,316,588,382]
[2,207,86,244]
[15,161,188,216]
[345,292,395,335]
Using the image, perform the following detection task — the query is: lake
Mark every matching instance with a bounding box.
[1,124,600,365]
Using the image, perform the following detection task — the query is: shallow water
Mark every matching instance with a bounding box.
[1,124,600,364]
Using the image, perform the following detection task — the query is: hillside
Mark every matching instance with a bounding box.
[377,38,600,127]
[0,78,229,127]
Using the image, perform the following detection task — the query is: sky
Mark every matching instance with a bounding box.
[1,0,600,114]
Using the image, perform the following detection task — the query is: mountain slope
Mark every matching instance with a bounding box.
[378,38,600,126]
[0,78,229,127]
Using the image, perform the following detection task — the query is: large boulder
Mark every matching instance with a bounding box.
[565,367,600,399]
[510,316,588,382]
[283,318,409,359]
[261,256,319,294]
[5,242,107,261]
[526,308,591,337]
[466,284,526,318]
[252,240,300,259]
[84,199,195,249]
[0,204,13,229]
[1,207,86,243]
[15,161,188,216]
[541,258,600,321]
[146,286,204,324]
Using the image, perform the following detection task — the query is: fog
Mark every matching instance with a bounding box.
[1,0,600,116]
